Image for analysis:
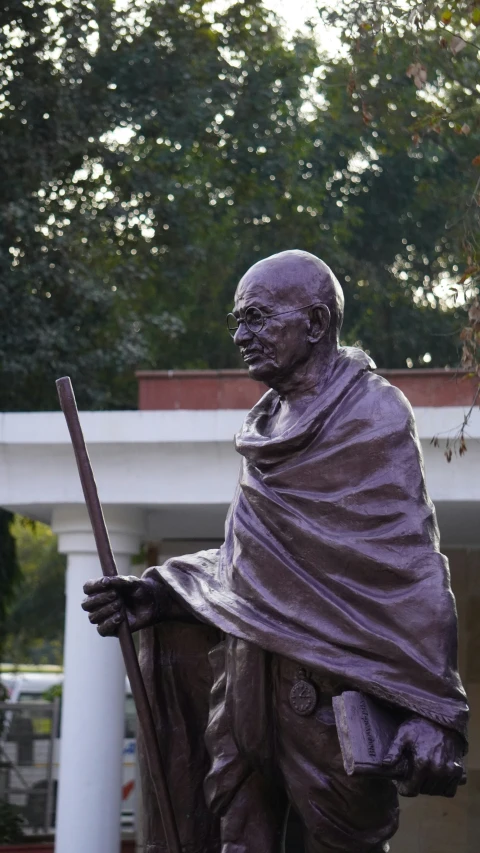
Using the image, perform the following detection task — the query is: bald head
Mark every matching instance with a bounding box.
[236,250,344,342]
[231,250,344,391]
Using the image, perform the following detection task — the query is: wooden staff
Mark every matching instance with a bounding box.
[56,376,181,853]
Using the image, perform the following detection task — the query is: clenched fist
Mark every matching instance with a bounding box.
[383,715,466,797]
[82,575,167,636]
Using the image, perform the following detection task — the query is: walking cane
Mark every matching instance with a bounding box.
[56,376,181,853]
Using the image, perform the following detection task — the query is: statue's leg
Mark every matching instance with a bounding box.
[218,770,288,853]
[204,642,288,853]
[273,657,399,853]
[138,621,221,853]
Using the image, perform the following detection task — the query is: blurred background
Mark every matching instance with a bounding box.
[0,0,479,850]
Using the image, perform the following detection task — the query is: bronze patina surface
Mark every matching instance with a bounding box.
[83,250,468,853]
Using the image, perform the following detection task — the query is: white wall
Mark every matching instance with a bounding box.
[0,406,479,544]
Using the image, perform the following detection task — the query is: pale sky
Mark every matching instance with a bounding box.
[206,0,339,54]
[258,0,340,56]
[264,0,321,33]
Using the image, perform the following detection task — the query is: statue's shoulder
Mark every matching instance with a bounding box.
[333,348,413,429]
[346,368,415,434]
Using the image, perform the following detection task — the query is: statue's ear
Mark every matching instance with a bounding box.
[307,304,330,344]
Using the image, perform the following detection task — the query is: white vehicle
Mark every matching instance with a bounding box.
[0,668,137,831]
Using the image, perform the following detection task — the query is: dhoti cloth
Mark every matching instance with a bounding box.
[137,621,221,853]
[205,638,399,853]
[138,627,398,853]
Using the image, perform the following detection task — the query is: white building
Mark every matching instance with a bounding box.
[0,368,478,853]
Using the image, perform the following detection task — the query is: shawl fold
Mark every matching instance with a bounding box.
[156,348,468,736]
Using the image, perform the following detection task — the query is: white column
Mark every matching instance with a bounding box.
[52,506,144,853]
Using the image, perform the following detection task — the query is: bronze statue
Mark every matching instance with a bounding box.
[82,250,468,853]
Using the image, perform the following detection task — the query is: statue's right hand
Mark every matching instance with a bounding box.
[82,575,159,636]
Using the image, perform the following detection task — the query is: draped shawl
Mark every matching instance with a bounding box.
[157,347,468,736]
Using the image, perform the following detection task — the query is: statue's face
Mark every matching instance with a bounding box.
[232,264,316,384]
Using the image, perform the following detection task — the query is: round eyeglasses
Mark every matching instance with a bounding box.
[226,303,320,338]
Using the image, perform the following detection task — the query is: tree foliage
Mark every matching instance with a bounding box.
[1,0,339,408]
[0,0,474,417]
[318,0,480,372]
[0,510,19,651]
[2,519,65,665]
[0,799,24,845]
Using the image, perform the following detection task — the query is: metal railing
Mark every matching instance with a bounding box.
[0,700,60,835]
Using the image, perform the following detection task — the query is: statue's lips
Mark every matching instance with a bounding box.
[241,349,265,364]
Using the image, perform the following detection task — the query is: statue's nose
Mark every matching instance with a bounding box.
[233,320,252,345]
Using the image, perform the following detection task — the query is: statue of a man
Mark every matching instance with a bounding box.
[83,250,467,853]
